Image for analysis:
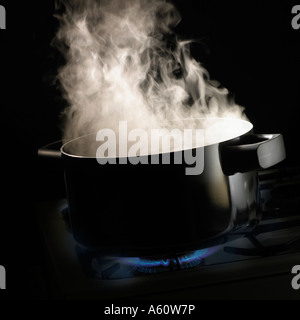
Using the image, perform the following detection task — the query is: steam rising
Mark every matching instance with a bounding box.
[54,0,246,145]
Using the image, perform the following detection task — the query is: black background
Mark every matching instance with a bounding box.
[0,0,300,300]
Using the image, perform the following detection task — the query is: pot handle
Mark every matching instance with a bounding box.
[37,140,62,159]
[220,134,286,175]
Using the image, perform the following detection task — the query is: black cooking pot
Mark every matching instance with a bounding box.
[38,118,285,257]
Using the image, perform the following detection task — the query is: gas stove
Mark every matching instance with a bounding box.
[35,166,300,299]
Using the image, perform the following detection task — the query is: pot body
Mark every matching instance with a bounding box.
[64,144,240,255]
[59,119,286,256]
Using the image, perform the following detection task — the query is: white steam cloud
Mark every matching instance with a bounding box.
[53,0,246,148]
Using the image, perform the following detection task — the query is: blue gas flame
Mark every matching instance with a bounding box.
[178,248,209,264]
[118,257,170,267]
[118,247,217,270]
[91,246,220,279]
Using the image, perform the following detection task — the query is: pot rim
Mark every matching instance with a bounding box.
[61,117,253,159]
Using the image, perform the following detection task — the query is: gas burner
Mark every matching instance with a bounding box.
[121,248,214,274]
[76,246,219,280]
